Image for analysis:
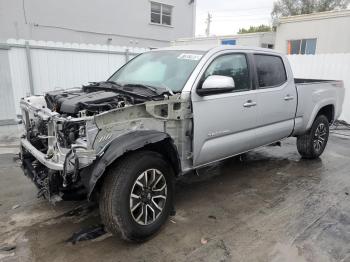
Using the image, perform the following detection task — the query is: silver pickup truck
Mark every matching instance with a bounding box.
[20,46,345,242]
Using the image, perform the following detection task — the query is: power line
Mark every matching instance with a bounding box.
[213,15,271,20]
[29,23,168,43]
[212,16,271,22]
[198,6,272,13]
[213,13,271,18]
[22,0,28,24]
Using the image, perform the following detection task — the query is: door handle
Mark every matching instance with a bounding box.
[243,100,257,108]
[284,95,294,101]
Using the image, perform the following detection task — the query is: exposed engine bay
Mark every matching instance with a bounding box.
[45,90,128,115]
[25,81,172,149]
[45,81,169,116]
[19,81,191,202]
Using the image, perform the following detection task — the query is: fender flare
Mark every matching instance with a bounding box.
[306,101,335,131]
[80,130,177,199]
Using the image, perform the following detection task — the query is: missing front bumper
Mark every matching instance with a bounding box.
[20,138,63,170]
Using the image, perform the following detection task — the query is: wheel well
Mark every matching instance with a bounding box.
[87,135,181,201]
[91,139,180,197]
[142,138,181,176]
[317,105,334,124]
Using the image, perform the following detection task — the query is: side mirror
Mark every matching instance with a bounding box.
[197,75,235,96]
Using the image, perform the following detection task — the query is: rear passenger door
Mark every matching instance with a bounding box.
[253,54,297,146]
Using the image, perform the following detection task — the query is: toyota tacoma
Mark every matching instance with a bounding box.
[19,46,345,242]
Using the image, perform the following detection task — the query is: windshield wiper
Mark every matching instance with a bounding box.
[123,83,158,93]
[84,81,151,100]
[85,81,173,101]
[123,83,174,96]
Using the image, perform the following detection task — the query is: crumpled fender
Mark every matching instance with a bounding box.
[80,130,171,199]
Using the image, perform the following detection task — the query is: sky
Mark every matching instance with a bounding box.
[195,0,275,36]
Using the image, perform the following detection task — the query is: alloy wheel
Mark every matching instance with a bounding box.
[129,169,167,225]
[313,123,327,152]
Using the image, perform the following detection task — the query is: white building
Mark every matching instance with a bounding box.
[275,9,350,54]
[0,0,196,48]
[172,32,275,49]
[173,9,350,55]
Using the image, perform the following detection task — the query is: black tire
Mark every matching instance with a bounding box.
[297,115,330,159]
[99,150,174,242]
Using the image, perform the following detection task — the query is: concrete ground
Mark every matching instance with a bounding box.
[1,126,350,262]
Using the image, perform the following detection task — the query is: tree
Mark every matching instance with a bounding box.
[272,0,350,21]
[238,24,273,34]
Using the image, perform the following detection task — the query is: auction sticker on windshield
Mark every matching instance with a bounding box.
[177,53,203,61]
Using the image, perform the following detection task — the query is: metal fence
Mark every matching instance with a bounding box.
[0,40,349,124]
[0,39,148,123]
[287,53,350,123]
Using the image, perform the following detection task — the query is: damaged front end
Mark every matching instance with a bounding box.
[20,94,98,202]
[19,82,192,202]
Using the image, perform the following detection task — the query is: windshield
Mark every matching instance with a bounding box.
[109,50,204,93]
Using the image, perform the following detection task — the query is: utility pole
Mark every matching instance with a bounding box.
[205,13,212,37]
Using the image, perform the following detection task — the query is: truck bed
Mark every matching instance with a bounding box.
[292,78,345,136]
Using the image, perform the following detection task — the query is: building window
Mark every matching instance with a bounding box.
[287,39,317,55]
[221,39,236,45]
[261,43,274,49]
[151,2,172,26]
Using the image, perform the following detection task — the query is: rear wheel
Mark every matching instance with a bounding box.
[297,115,329,159]
[99,151,174,242]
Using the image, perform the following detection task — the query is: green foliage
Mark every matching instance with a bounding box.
[238,24,273,34]
[271,0,350,20]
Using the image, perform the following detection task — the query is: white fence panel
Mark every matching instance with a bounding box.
[5,39,148,116]
[7,42,348,123]
[0,49,18,123]
[288,54,350,122]
[8,46,31,114]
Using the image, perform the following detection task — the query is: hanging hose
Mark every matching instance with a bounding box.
[62,145,87,187]
[330,120,350,137]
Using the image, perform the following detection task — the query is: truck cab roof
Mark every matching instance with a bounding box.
[155,45,284,55]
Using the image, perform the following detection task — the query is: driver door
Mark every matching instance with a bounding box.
[191,52,259,167]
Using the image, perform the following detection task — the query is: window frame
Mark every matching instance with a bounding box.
[150,1,173,26]
[196,52,253,94]
[253,53,288,89]
[287,38,317,55]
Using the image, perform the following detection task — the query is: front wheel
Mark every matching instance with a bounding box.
[297,115,330,159]
[99,151,174,242]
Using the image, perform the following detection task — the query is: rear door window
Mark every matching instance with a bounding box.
[254,54,287,88]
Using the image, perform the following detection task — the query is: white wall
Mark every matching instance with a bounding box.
[276,12,350,54]
[172,32,275,48]
[236,33,275,47]
[2,39,148,118]
[0,0,195,48]
[287,54,350,122]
